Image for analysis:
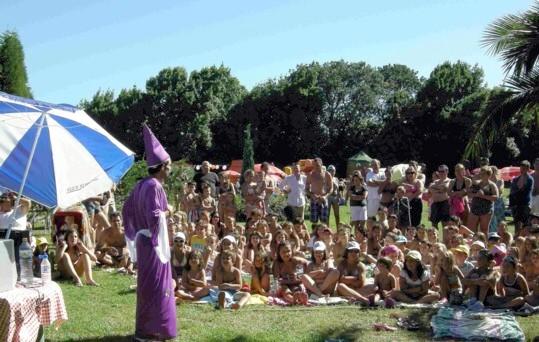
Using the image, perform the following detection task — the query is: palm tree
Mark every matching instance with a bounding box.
[464,3,539,159]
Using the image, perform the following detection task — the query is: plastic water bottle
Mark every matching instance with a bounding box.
[40,255,51,285]
[19,238,34,286]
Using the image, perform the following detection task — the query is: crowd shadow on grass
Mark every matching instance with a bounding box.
[315,325,365,342]
[52,335,133,342]
[117,287,136,295]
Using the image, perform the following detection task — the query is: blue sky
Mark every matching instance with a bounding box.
[0,0,534,105]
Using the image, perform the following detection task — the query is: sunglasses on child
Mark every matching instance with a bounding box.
[174,239,185,243]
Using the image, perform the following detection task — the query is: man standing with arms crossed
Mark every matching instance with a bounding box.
[123,124,177,341]
[366,159,385,220]
[428,165,452,228]
[306,158,333,224]
[282,163,307,222]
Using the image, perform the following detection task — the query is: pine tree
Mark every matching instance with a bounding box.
[241,123,255,183]
[0,31,32,98]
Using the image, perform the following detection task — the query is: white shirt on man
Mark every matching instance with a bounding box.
[282,174,307,207]
[366,169,384,200]
[0,207,27,231]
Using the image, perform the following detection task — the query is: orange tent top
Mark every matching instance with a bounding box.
[228,160,286,178]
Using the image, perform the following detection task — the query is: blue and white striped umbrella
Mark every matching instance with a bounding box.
[0,91,134,208]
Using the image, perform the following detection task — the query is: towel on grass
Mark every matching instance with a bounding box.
[431,307,525,341]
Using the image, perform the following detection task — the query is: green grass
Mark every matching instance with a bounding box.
[43,269,539,341]
[41,191,539,342]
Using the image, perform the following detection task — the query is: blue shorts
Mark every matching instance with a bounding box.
[310,200,328,223]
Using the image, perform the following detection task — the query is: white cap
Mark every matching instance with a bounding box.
[222,235,237,245]
[313,241,327,251]
[346,241,361,250]
[471,240,486,249]
[173,232,186,241]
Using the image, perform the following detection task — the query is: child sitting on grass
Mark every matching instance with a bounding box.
[435,251,464,305]
[176,250,209,301]
[462,249,497,305]
[525,276,539,307]
[273,242,309,305]
[336,241,374,305]
[214,251,250,310]
[391,250,440,304]
[251,251,271,296]
[301,241,340,298]
[486,256,529,310]
[373,257,397,307]
[332,225,351,265]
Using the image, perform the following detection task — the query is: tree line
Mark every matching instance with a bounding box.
[2,3,539,177]
[79,60,537,175]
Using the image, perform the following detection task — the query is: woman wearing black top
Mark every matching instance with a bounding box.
[348,173,368,232]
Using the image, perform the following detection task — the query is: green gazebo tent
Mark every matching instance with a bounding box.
[346,151,372,176]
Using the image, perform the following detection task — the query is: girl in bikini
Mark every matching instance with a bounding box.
[487,256,529,310]
[57,229,98,286]
[273,242,309,305]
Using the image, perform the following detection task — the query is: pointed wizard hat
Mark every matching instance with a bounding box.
[143,123,170,167]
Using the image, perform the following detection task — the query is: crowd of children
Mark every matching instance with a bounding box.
[165,175,539,312]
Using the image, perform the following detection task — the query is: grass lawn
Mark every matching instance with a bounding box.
[43,269,539,341]
[39,194,539,341]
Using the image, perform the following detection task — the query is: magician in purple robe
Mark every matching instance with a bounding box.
[123,124,177,340]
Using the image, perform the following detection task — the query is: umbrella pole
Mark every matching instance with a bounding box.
[5,113,46,240]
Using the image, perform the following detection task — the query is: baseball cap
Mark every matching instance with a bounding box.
[405,250,422,262]
[471,241,486,249]
[36,237,48,246]
[488,232,501,240]
[394,235,408,244]
[313,241,327,252]
[346,241,361,250]
[380,244,399,256]
[222,235,237,245]
[451,244,469,256]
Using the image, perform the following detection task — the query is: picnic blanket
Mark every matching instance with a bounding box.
[431,307,525,341]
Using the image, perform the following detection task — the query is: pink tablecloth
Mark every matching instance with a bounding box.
[0,280,68,342]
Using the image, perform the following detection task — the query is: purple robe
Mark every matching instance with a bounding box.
[122,177,177,339]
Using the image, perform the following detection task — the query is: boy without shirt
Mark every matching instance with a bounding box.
[215,250,250,310]
[306,158,333,224]
[183,182,200,224]
[95,212,133,273]
[374,257,397,302]
[428,165,452,228]
[462,250,497,304]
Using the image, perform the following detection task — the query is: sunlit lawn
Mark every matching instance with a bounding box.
[40,194,539,341]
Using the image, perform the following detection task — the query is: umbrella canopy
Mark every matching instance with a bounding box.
[499,166,529,182]
[220,170,240,183]
[253,163,286,178]
[228,160,286,179]
[0,91,134,208]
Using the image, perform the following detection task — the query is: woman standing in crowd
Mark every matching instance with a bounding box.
[489,166,505,233]
[468,166,499,235]
[348,173,368,232]
[402,167,424,227]
[379,168,397,209]
[449,163,471,222]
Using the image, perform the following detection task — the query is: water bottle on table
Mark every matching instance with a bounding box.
[40,254,51,285]
[19,238,34,286]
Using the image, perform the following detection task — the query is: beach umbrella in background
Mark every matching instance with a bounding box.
[0,91,134,237]
[220,170,241,183]
[499,166,529,182]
